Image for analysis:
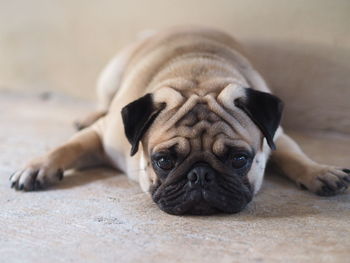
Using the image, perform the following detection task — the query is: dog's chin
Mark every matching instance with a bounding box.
[153,188,252,216]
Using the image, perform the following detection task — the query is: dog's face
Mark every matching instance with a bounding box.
[121,84,283,215]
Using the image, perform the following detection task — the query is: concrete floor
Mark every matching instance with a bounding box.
[1,91,350,263]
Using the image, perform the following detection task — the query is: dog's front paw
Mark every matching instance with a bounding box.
[298,166,350,196]
[9,157,64,191]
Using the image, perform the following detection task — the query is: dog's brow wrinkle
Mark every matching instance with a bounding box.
[150,90,253,158]
[168,102,246,153]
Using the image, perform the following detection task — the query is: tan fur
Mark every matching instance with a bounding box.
[11,26,349,198]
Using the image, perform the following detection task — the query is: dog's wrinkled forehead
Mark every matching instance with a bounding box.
[149,84,260,155]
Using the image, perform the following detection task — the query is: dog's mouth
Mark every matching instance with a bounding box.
[178,190,220,215]
[188,200,219,215]
[152,180,253,215]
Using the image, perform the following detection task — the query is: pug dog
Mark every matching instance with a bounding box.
[10,26,350,215]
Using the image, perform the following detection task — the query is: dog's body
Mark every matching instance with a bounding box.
[10,26,350,214]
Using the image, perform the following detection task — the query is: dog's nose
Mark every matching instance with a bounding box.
[187,165,215,187]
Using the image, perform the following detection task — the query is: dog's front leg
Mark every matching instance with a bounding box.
[10,128,106,191]
[271,131,350,196]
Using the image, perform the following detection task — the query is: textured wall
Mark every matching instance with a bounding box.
[0,0,349,133]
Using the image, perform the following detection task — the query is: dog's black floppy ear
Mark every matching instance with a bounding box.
[234,88,284,150]
[121,93,163,156]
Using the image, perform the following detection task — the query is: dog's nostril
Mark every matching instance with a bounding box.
[188,171,198,182]
[205,172,214,182]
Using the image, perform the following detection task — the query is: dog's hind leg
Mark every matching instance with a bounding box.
[74,110,107,130]
[95,46,135,111]
[74,46,135,130]
[270,130,350,196]
[75,32,155,130]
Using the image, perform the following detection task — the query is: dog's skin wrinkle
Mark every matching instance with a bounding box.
[149,93,259,159]
[175,104,231,155]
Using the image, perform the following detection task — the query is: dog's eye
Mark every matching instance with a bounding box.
[231,154,249,169]
[156,157,175,170]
